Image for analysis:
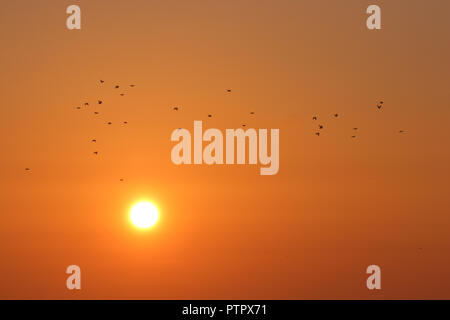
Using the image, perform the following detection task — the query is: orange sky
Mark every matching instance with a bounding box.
[1,0,450,299]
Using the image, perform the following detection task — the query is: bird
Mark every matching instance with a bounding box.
[319,125,323,129]
[92,139,96,143]
[315,132,320,136]
[173,107,179,111]
[226,89,232,93]
[123,121,128,124]
[334,114,339,118]
[120,93,125,96]
[98,100,103,104]
[119,178,124,182]
[114,85,119,89]
[377,104,382,109]
[84,102,89,106]
[242,124,246,127]
[25,168,30,171]
[130,84,135,87]
[250,112,255,115]
[94,112,99,115]
[399,130,405,133]
[353,128,358,131]
[312,116,317,120]
[107,122,112,125]
[100,80,104,84]
[76,106,81,110]
[93,151,98,155]
[208,114,212,118]
[351,135,356,138]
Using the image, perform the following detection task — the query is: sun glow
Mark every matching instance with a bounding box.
[130,202,159,229]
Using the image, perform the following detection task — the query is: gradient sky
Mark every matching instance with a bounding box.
[0,0,449,299]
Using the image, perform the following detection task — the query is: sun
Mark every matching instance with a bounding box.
[130,202,159,229]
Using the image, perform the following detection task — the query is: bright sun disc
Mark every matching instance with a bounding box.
[130,202,159,229]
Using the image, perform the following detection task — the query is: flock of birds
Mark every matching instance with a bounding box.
[311,100,405,138]
[23,91,405,174]
[77,80,136,159]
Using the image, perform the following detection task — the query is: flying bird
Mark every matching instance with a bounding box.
[351,136,356,138]
[226,89,231,93]
[250,112,255,115]
[319,125,323,129]
[123,121,128,124]
[242,124,246,127]
[25,168,30,171]
[98,100,103,104]
[315,132,320,136]
[208,114,212,118]
[334,114,339,118]
[120,93,125,96]
[312,116,317,120]
[93,151,98,155]
[107,122,112,125]
[92,139,96,143]
[399,130,405,133]
[84,103,89,106]
[115,85,120,89]
[377,101,384,109]
[173,107,179,111]
[100,80,104,84]
[76,106,81,110]
[94,112,99,115]
[353,128,358,130]
[130,84,135,87]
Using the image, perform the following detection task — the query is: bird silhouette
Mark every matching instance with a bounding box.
[123,121,128,124]
[399,130,405,133]
[312,116,317,120]
[334,114,339,118]
[173,107,179,111]
[120,93,125,96]
[76,106,81,110]
[93,151,98,155]
[84,102,89,106]
[242,124,246,127]
[114,85,119,89]
[351,135,356,138]
[94,112,99,115]
[315,132,320,136]
[98,100,103,104]
[100,80,104,84]
[226,89,232,93]
[208,114,212,118]
[107,122,112,125]
[319,125,323,129]
[353,128,358,130]
[250,112,255,115]
[130,84,135,87]
[92,139,96,143]
[120,179,124,182]
[25,168,30,171]
[377,104,382,109]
